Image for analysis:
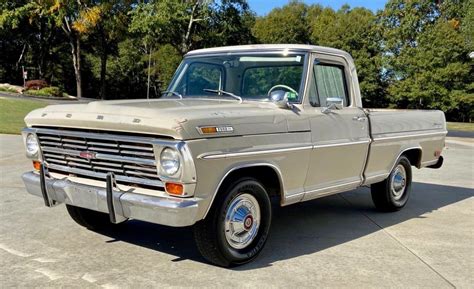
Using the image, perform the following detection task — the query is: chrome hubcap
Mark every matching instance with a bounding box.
[391,164,407,200]
[224,193,261,249]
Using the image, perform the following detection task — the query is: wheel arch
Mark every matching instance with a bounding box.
[400,147,423,168]
[202,163,284,219]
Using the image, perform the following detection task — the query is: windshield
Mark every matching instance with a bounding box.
[164,52,308,102]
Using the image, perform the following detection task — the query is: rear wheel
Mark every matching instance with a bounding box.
[371,156,412,212]
[66,205,122,230]
[194,178,272,267]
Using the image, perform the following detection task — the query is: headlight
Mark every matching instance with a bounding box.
[25,133,39,156]
[160,147,180,176]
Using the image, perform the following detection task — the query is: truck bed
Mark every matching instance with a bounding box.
[363,109,447,185]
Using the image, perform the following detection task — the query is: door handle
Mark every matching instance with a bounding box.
[352,116,367,122]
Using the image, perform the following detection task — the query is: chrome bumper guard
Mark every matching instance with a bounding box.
[22,168,201,227]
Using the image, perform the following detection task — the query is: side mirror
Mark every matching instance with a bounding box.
[270,90,293,109]
[322,97,343,113]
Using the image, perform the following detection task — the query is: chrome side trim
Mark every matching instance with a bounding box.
[202,163,285,219]
[198,145,313,160]
[282,180,361,206]
[313,139,370,149]
[198,140,370,160]
[372,131,447,142]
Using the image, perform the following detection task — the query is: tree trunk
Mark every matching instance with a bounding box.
[70,37,82,99]
[100,53,107,99]
[182,1,200,54]
[63,18,82,99]
[146,47,152,99]
[99,27,107,100]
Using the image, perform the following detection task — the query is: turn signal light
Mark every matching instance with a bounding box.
[165,182,184,196]
[32,161,41,171]
[200,126,218,134]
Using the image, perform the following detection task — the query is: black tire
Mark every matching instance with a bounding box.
[66,204,121,230]
[371,156,412,212]
[193,178,272,267]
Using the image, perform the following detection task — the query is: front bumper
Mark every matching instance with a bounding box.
[22,171,201,227]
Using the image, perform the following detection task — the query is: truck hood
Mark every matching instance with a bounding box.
[24,98,308,139]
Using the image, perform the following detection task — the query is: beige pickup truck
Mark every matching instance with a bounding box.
[21,44,446,267]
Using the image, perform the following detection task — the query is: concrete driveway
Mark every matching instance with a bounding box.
[1,135,472,288]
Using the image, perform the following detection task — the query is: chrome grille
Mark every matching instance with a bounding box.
[36,129,163,189]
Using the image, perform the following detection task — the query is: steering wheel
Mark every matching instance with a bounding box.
[267,84,298,97]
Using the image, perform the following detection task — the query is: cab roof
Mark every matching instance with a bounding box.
[186,44,352,59]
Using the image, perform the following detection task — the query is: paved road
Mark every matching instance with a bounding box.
[447,130,474,138]
[1,135,473,288]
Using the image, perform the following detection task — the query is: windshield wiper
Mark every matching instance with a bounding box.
[203,89,243,104]
[161,90,183,99]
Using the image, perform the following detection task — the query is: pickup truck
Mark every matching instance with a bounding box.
[21,44,446,267]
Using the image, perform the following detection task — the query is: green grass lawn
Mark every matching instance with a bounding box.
[447,122,474,132]
[0,97,47,134]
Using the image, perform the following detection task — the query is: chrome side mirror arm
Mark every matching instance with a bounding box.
[321,97,344,113]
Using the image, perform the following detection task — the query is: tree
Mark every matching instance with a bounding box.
[104,38,149,99]
[1,0,107,98]
[128,0,194,98]
[253,3,386,107]
[129,0,255,96]
[0,1,58,82]
[379,0,472,121]
[86,1,134,99]
[151,44,182,92]
[129,0,210,54]
[462,0,474,51]
[309,6,386,107]
[202,0,256,47]
[49,0,108,99]
[252,0,310,43]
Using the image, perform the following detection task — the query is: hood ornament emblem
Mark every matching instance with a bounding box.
[79,151,97,159]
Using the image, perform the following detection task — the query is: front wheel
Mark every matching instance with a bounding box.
[371,156,412,212]
[194,178,272,267]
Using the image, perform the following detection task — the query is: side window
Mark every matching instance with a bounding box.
[182,63,223,95]
[310,62,349,107]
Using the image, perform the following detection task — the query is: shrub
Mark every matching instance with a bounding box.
[40,86,63,97]
[25,86,65,98]
[25,79,48,90]
[0,86,18,93]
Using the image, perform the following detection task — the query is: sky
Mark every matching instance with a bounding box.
[247,0,388,15]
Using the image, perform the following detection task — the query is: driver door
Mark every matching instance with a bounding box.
[302,55,370,200]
